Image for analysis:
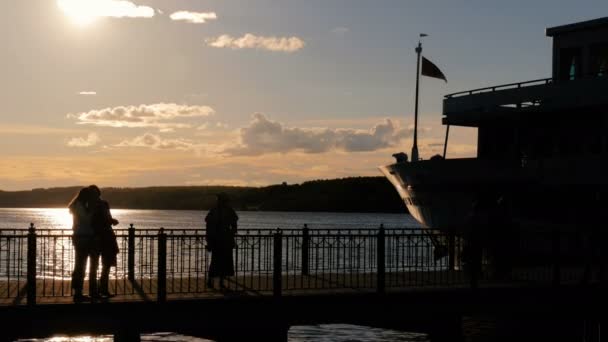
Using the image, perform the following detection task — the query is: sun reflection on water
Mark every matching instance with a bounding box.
[43,208,74,230]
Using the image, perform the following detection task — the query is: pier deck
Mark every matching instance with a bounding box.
[0,227,605,341]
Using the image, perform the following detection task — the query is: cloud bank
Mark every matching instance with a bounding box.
[67,133,100,147]
[57,0,155,19]
[170,11,217,24]
[206,34,305,53]
[116,133,195,150]
[69,103,215,130]
[78,91,97,96]
[226,113,412,155]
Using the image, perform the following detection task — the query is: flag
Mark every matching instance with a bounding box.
[421,56,447,82]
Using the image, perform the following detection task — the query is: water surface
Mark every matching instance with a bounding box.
[3,208,426,342]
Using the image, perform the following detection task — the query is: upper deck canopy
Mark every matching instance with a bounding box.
[443,17,608,127]
[546,17,608,37]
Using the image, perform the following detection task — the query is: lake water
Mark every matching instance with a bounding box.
[2,208,426,342]
[0,208,421,230]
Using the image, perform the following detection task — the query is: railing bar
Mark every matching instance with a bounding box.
[52,237,56,296]
[444,77,553,98]
[7,237,12,295]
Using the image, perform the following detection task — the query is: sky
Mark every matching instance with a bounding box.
[0,1,607,191]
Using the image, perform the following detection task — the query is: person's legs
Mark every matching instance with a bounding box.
[89,250,100,297]
[72,238,88,299]
[99,262,111,296]
[207,250,216,288]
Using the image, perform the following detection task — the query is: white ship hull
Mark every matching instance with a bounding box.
[380,156,608,233]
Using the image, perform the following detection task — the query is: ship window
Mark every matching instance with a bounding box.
[569,59,577,80]
[559,48,582,81]
[590,44,608,77]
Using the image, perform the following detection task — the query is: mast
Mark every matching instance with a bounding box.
[412,40,423,162]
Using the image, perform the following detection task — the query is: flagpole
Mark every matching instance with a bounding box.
[412,40,422,162]
[443,125,450,158]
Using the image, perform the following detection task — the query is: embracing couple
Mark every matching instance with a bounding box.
[68,185,119,302]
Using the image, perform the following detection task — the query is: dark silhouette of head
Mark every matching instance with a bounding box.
[88,185,101,199]
[68,187,93,210]
[217,193,229,206]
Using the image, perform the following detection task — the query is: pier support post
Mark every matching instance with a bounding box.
[377,224,386,294]
[552,228,561,287]
[469,224,481,290]
[157,228,167,303]
[427,315,463,342]
[273,228,283,297]
[301,224,309,276]
[213,324,289,342]
[448,229,456,271]
[128,224,135,281]
[114,329,141,342]
[27,223,37,306]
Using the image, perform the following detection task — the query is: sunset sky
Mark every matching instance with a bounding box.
[1,1,606,190]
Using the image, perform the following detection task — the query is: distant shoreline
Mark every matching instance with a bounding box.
[0,207,407,215]
[0,177,407,214]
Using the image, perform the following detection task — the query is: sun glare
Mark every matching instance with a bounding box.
[57,0,98,26]
[45,208,74,230]
[57,0,154,26]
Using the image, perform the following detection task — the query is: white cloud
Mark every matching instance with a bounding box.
[68,103,215,130]
[67,133,100,147]
[78,91,97,96]
[206,34,305,53]
[226,113,412,156]
[331,27,349,35]
[170,11,217,24]
[57,0,155,21]
[116,133,195,150]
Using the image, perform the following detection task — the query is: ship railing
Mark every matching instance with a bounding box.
[444,77,554,99]
[0,225,604,305]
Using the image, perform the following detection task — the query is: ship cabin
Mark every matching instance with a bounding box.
[443,17,608,162]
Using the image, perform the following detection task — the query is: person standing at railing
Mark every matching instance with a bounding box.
[205,193,238,289]
[68,187,96,302]
[89,185,119,298]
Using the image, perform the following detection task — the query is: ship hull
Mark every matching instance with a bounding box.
[380,156,608,234]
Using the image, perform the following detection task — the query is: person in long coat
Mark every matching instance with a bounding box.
[69,187,96,302]
[205,193,238,289]
[89,185,119,297]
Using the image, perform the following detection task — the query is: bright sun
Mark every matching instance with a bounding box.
[57,0,98,26]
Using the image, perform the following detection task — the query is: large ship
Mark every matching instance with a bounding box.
[381,17,608,234]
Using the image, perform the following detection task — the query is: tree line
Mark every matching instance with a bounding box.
[0,177,407,213]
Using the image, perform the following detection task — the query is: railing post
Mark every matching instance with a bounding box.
[27,223,37,306]
[377,224,385,294]
[448,229,456,271]
[128,224,135,281]
[273,228,283,297]
[301,224,309,276]
[470,225,480,290]
[552,228,561,287]
[157,228,167,303]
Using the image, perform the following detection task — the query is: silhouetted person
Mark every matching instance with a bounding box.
[392,152,408,163]
[68,187,96,302]
[488,195,515,280]
[205,193,238,289]
[463,193,494,284]
[581,194,606,285]
[89,185,119,298]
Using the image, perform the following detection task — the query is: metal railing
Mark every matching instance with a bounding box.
[444,78,554,99]
[0,224,604,305]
